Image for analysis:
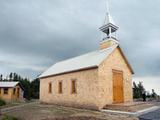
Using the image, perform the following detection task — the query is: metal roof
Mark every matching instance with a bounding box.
[39,45,118,78]
[0,82,19,88]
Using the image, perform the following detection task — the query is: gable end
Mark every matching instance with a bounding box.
[117,46,134,74]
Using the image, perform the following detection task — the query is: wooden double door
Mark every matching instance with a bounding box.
[113,70,124,103]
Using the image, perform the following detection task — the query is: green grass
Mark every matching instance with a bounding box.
[0,99,6,106]
[0,100,33,109]
[2,115,19,120]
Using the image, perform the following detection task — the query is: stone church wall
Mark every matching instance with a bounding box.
[40,68,101,110]
[98,47,133,108]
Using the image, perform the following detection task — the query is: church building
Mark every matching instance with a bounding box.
[39,4,134,110]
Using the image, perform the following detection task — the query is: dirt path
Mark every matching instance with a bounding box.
[0,102,38,114]
[0,103,138,120]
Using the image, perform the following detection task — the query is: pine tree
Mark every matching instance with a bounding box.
[133,81,145,99]
[137,82,145,98]
[13,73,18,81]
[151,89,157,98]
[0,74,3,81]
[30,78,40,99]
[9,72,13,81]
[133,82,138,98]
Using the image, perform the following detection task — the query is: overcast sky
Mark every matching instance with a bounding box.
[0,0,159,94]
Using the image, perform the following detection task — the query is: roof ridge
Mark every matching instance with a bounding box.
[56,46,115,65]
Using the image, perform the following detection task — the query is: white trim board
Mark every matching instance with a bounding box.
[101,106,160,116]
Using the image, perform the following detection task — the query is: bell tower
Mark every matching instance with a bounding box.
[99,0,119,49]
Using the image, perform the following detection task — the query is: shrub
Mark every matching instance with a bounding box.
[0,98,6,106]
[2,115,18,120]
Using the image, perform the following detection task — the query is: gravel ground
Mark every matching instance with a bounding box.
[0,103,138,120]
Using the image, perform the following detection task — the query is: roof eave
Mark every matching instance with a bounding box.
[39,66,98,79]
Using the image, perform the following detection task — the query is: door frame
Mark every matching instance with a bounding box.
[112,69,124,103]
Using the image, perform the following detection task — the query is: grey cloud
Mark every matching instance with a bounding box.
[0,0,160,79]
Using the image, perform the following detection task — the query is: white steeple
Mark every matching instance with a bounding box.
[100,0,119,40]
[104,13,115,25]
[99,0,119,50]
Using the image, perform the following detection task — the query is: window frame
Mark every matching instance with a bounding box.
[58,81,63,94]
[48,82,52,94]
[4,88,9,95]
[71,79,77,94]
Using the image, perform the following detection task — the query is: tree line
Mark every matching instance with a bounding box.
[0,72,39,100]
[133,81,159,100]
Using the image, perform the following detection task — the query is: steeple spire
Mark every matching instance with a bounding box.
[99,0,119,49]
[106,0,109,14]
[104,0,115,25]
[100,0,118,39]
